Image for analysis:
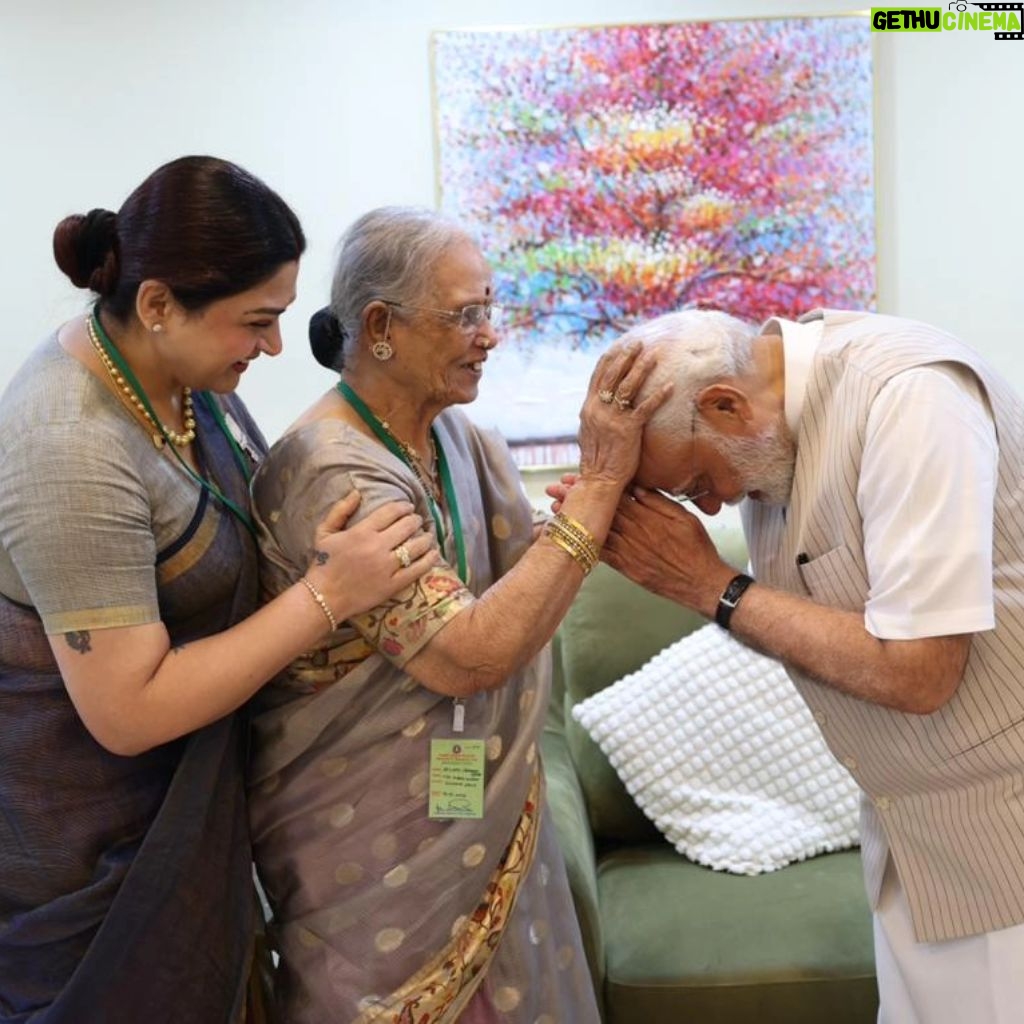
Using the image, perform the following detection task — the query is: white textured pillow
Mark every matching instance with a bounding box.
[572,623,860,874]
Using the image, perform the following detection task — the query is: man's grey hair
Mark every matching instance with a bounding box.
[329,206,471,346]
[625,309,759,438]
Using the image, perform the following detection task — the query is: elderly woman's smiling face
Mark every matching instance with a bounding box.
[390,237,499,410]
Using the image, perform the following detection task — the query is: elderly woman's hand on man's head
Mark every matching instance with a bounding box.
[577,340,673,490]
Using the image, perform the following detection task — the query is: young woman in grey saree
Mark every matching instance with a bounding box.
[247,207,668,1022]
[0,162,434,1023]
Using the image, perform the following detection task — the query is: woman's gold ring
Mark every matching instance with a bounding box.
[598,389,615,404]
[394,544,412,569]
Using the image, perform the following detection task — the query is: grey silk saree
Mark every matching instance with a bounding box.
[0,338,266,1022]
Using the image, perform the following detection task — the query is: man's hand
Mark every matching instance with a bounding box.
[603,487,736,617]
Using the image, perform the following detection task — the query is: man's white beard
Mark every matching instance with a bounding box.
[704,415,796,506]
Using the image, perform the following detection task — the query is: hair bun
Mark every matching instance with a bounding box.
[309,306,346,370]
[52,207,119,293]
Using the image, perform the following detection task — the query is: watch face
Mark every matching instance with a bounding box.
[724,574,753,601]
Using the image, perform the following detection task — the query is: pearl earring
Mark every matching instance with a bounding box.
[152,323,164,334]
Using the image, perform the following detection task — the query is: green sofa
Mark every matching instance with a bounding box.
[542,528,879,1023]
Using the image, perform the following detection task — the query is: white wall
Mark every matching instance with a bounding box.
[2,0,1022,447]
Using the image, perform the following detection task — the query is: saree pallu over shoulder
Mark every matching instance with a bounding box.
[0,392,266,1023]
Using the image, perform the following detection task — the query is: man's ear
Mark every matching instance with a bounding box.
[695,384,753,436]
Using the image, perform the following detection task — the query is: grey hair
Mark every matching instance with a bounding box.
[625,309,759,438]
[329,206,470,346]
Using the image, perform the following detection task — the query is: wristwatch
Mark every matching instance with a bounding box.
[715,573,755,631]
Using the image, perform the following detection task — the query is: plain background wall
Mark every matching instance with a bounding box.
[2,0,1022,450]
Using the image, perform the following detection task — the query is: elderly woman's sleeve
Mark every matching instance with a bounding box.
[253,422,475,667]
[348,565,474,666]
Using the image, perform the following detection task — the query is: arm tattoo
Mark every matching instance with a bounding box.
[65,630,92,654]
[313,549,329,566]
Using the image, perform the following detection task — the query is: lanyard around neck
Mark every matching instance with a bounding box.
[90,313,256,538]
[336,379,467,583]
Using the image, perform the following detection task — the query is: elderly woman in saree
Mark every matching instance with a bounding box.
[247,206,666,1023]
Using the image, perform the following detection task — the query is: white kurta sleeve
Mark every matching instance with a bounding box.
[859,363,997,640]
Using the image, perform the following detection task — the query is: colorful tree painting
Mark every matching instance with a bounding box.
[432,16,874,449]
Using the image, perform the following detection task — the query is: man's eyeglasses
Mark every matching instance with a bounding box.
[383,300,504,333]
[659,406,709,507]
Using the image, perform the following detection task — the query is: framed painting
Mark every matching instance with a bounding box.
[432,15,875,465]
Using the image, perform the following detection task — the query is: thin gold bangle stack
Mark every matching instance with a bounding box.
[544,512,600,575]
[298,576,338,632]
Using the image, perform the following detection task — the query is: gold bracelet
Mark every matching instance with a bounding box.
[298,575,338,632]
[553,512,601,563]
[544,519,597,575]
[547,515,599,563]
[545,529,595,574]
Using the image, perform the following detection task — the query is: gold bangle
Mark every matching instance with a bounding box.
[547,516,598,562]
[545,529,595,574]
[553,512,600,562]
[298,575,338,632]
[544,520,597,575]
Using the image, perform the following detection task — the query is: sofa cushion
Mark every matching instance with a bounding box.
[573,622,861,874]
[558,529,749,841]
[598,846,878,1024]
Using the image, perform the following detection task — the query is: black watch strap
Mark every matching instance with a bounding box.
[715,573,754,631]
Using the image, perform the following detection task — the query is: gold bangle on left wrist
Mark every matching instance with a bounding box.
[544,512,600,575]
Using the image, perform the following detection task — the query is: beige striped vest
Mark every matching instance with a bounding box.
[743,309,1024,943]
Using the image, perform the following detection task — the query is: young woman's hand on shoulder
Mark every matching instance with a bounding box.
[302,493,438,621]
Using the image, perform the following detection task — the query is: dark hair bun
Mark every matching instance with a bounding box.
[309,306,346,370]
[52,208,119,294]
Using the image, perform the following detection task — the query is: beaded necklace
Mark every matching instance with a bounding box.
[86,314,195,449]
[87,312,256,537]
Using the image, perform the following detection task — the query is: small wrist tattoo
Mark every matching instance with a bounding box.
[313,549,329,566]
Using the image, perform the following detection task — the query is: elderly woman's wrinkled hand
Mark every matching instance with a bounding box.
[577,341,672,488]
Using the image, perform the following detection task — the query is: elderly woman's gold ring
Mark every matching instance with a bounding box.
[394,544,413,569]
[614,394,632,410]
[598,389,615,404]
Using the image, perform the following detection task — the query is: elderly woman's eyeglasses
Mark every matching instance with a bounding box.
[384,300,504,333]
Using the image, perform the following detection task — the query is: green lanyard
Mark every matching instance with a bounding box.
[90,314,256,539]
[336,379,467,583]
